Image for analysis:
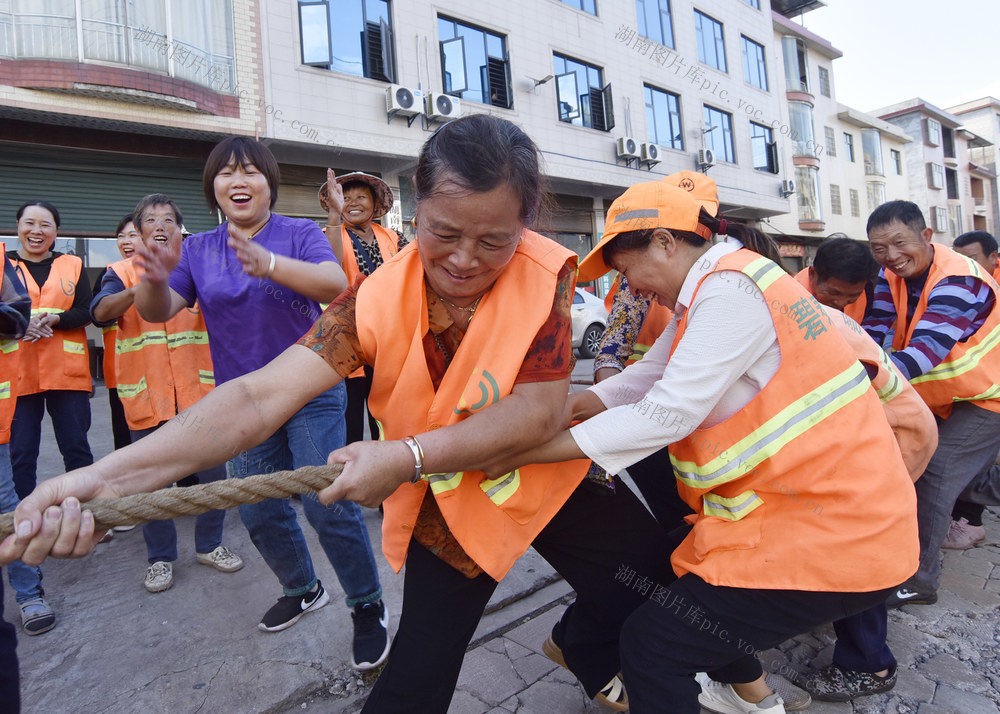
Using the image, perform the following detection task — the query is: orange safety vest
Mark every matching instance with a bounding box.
[794,267,867,324]
[822,306,936,480]
[341,223,400,378]
[110,258,215,430]
[603,274,673,365]
[993,265,1000,285]
[0,243,20,444]
[339,223,400,284]
[357,231,589,581]
[102,324,117,389]
[886,246,1000,418]
[668,250,918,592]
[10,253,91,395]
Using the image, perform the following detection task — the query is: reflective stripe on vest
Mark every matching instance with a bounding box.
[630,343,652,361]
[1,339,16,354]
[427,472,463,495]
[117,330,168,354]
[909,321,1000,386]
[167,331,210,349]
[480,469,520,506]
[30,307,66,316]
[117,376,148,399]
[63,340,85,355]
[703,490,763,521]
[743,256,786,291]
[0,381,10,399]
[198,369,215,385]
[672,353,871,490]
[873,347,906,403]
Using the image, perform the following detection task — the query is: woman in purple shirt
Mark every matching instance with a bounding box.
[131,137,388,671]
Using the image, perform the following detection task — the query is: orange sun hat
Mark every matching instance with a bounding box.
[578,171,720,282]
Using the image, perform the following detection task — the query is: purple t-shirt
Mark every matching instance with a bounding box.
[170,213,336,384]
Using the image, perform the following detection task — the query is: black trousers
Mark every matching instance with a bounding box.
[620,570,896,714]
[625,446,694,530]
[361,478,675,713]
[832,603,895,673]
[107,387,132,451]
[0,576,20,713]
[345,367,379,444]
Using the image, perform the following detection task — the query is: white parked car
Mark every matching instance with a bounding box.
[571,288,608,359]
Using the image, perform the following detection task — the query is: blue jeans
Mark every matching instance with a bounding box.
[227,384,381,606]
[0,443,44,604]
[131,426,226,563]
[11,390,93,499]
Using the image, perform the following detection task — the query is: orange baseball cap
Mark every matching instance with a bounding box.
[577,171,720,282]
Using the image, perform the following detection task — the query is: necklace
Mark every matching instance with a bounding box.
[439,294,483,315]
[246,214,271,240]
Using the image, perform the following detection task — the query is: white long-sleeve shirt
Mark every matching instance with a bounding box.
[570,241,782,475]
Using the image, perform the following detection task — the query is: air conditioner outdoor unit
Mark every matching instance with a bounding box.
[424,92,461,121]
[640,143,661,165]
[697,148,716,168]
[616,136,640,160]
[386,85,423,117]
[780,179,796,197]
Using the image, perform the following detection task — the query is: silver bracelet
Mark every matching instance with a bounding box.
[401,436,425,484]
[266,251,276,278]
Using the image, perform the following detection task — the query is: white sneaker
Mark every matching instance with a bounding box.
[144,561,174,593]
[196,545,244,573]
[697,673,786,714]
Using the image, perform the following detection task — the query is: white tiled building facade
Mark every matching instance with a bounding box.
[257,0,799,286]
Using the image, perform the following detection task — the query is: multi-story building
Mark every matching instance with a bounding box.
[875,98,994,244]
[946,96,1000,236]
[258,0,795,291]
[766,7,910,268]
[0,0,263,275]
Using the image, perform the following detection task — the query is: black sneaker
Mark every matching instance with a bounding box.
[258,581,330,632]
[886,586,937,609]
[351,600,389,671]
[798,664,896,702]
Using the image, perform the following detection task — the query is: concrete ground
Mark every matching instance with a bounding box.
[5,361,1000,713]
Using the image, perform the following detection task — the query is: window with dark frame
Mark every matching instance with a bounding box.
[695,10,726,72]
[645,85,683,149]
[843,132,855,162]
[741,36,767,90]
[554,53,614,131]
[750,121,777,173]
[298,0,394,83]
[891,149,902,175]
[636,0,673,48]
[704,105,734,162]
[438,17,511,109]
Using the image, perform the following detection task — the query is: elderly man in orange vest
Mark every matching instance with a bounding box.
[863,201,1000,608]
[90,195,243,593]
[794,237,872,322]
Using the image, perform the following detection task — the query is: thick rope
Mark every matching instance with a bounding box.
[0,464,342,540]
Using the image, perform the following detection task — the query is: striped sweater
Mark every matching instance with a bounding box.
[863,268,995,381]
